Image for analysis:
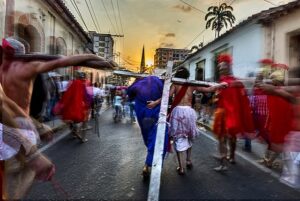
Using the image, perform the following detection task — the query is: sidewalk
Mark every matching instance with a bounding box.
[197,119,282,174]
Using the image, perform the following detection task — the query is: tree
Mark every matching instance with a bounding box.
[205,3,236,38]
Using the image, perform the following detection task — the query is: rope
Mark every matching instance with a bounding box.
[51,178,70,199]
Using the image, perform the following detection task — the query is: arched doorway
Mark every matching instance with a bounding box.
[15,14,45,53]
[15,23,42,52]
[56,37,67,56]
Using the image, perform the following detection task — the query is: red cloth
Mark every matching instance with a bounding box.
[216,75,255,136]
[168,85,188,119]
[267,94,293,144]
[59,79,89,122]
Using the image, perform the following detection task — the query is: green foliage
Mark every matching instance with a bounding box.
[205,3,236,38]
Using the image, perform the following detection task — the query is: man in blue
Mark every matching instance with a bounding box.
[127,76,168,178]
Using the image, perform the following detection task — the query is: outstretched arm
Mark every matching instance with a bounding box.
[195,82,227,92]
[34,54,104,74]
[258,83,297,104]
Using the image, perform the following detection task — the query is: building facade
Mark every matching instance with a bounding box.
[154,48,190,68]
[182,0,300,81]
[89,31,114,60]
[1,0,112,85]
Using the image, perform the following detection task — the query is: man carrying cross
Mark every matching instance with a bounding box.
[168,66,227,175]
[0,38,104,116]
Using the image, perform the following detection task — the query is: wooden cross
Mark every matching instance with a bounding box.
[114,62,221,201]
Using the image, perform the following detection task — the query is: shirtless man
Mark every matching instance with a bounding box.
[168,66,227,175]
[0,38,105,115]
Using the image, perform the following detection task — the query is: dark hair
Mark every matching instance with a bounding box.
[175,67,190,79]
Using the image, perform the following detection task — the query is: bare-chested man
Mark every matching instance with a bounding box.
[168,66,227,175]
[0,38,105,115]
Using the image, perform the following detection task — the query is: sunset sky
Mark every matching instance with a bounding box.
[63,0,294,71]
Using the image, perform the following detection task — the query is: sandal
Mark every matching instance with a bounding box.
[176,167,185,175]
[186,161,193,169]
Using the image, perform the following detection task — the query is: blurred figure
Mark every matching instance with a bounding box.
[0,38,104,140]
[113,90,124,123]
[212,54,254,172]
[45,74,60,121]
[0,38,104,116]
[0,84,55,199]
[168,67,227,175]
[56,71,91,142]
[127,76,167,178]
[260,63,292,168]
[249,59,273,154]
[91,82,104,119]
[259,67,299,187]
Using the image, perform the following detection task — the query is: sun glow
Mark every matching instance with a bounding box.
[146,60,153,66]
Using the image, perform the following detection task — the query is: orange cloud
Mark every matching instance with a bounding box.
[173,4,192,12]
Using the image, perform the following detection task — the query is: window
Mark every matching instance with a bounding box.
[212,46,233,81]
[196,60,205,81]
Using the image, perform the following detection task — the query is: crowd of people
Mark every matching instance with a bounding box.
[1,37,300,199]
[128,54,300,191]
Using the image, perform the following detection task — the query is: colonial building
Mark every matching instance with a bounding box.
[154,48,190,68]
[1,0,112,85]
[181,0,300,81]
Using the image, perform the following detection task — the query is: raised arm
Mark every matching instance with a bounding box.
[34,54,104,74]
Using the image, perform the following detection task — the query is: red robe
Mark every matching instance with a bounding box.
[60,79,90,123]
[214,75,254,136]
[267,93,293,144]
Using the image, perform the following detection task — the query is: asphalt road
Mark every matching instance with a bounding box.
[27,108,300,200]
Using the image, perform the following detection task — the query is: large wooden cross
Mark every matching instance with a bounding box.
[114,61,220,201]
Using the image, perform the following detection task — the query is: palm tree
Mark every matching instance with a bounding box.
[205,3,236,38]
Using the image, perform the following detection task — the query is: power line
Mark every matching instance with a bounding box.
[184,28,206,49]
[179,0,207,14]
[110,0,121,35]
[88,0,102,32]
[101,0,118,34]
[116,0,124,35]
[263,0,278,6]
[116,0,125,55]
[229,0,236,6]
[84,0,100,32]
[69,0,90,31]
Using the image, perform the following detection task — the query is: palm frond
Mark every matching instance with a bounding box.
[206,17,216,29]
[205,12,217,20]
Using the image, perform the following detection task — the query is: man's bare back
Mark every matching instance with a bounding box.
[1,39,105,115]
[169,84,221,107]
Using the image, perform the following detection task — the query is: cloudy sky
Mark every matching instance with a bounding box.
[63,0,294,71]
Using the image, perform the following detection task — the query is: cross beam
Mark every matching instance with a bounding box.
[113,70,220,87]
[147,61,173,201]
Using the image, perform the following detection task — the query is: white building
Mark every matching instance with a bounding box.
[182,0,300,81]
